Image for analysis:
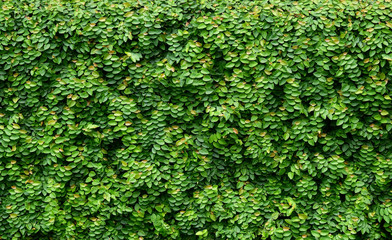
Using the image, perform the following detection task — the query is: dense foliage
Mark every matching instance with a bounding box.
[2,0,392,239]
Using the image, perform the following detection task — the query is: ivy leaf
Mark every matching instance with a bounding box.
[125,52,142,62]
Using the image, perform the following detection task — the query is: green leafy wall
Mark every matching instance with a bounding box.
[1,0,392,239]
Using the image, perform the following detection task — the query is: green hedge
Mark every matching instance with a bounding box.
[2,0,392,239]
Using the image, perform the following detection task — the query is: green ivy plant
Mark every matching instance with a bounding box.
[1,0,392,239]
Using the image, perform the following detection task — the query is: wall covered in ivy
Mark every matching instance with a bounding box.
[1,0,392,239]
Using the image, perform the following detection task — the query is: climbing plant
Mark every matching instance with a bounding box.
[1,0,392,239]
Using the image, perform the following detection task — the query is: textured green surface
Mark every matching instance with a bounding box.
[2,0,392,239]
